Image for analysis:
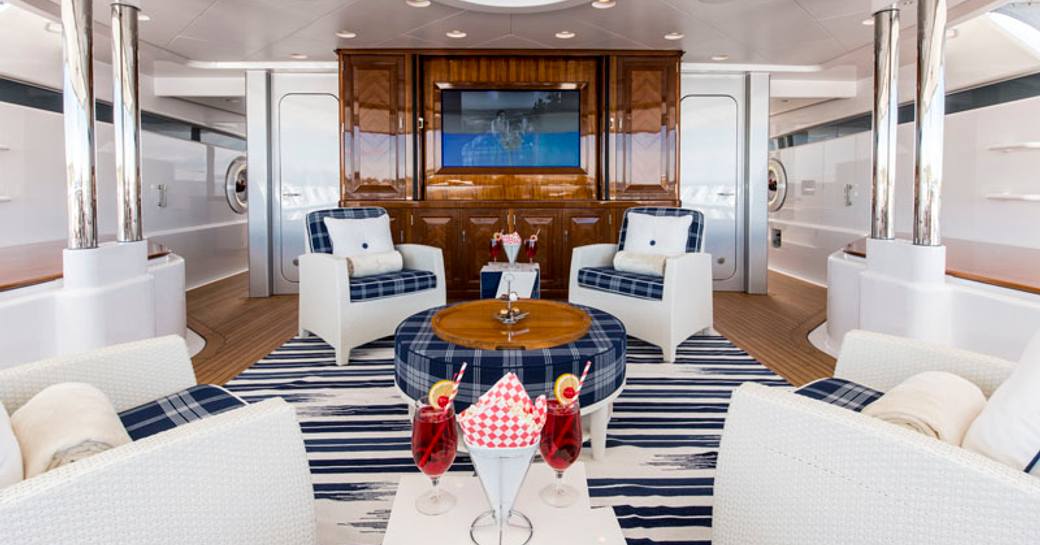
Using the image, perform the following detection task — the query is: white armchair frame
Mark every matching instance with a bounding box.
[713,330,1040,545]
[298,243,446,365]
[0,336,318,545]
[568,243,713,362]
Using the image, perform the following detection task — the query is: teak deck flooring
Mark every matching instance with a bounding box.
[188,271,834,387]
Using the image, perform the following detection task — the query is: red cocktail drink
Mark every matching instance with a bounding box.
[539,399,581,507]
[411,402,458,515]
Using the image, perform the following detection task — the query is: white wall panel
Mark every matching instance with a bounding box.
[769,94,1040,286]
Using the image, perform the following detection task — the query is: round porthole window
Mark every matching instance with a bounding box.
[767,157,788,213]
[225,156,248,214]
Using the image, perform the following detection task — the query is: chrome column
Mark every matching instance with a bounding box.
[914,0,947,246]
[61,0,97,249]
[871,7,899,240]
[111,1,143,242]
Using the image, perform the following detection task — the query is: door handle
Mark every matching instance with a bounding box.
[282,192,301,198]
[717,192,735,197]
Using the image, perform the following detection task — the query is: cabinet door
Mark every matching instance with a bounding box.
[610,56,679,201]
[407,209,459,286]
[341,54,413,201]
[459,210,510,290]
[514,210,561,290]
[386,208,406,245]
[561,210,612,282]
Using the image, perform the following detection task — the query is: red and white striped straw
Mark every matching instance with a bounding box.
[575,360,592,395]
[447,362,468,408]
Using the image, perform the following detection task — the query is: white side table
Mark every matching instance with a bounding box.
[383,462,625,545]
[480,262,540,299]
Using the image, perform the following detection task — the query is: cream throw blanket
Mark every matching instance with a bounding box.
[863,371,986,445]
[613,250,670,277]
[347,251,403,278]
[10,383,131,478]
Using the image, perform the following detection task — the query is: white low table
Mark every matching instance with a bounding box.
[480,262,540,299]
[383,462,625,545]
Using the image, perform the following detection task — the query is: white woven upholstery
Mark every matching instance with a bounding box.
[714,331,1039,545]
[0,337,318,544]
[0,399,317,544]
[298,244,446,365]
[568,243,713,362]
[836,330,1015,396]
[0,335,197,413]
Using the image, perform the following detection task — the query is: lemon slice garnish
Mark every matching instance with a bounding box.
[428,379,454,408]
[553,373,580,405]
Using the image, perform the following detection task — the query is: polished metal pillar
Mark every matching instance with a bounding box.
[112,1,143,242]
[871,8,899,240]
[914,0,947,246]
[61,0,97,249]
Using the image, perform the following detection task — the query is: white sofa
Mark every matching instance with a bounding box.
[0,336,318,545]
[713,330,1040,545]
[298,208,446,365]
[568,207,713,362]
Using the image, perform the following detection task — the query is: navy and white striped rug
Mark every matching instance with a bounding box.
[225,334,787,545]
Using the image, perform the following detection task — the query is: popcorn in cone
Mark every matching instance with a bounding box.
[458,373,547,543]
[500,232,522,264]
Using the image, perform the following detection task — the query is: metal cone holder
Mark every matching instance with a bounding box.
[466,442,539,545]
[503,242,521,265]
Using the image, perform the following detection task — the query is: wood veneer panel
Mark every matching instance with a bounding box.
[844,235,1040,296]
[0,239,169,292]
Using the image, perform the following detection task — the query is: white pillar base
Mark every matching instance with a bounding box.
[858,238,951,344]
[54,240,156,355]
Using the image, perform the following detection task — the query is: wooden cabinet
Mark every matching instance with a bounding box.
[561,210,613,280]
[340,54,413,202]
[609,56,679,201]
[406,209,459,286]
[459,210,510,290]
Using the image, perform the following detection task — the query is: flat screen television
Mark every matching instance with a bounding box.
[441,89,580,169]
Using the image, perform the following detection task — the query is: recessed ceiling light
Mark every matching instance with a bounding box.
[45,22,62,33]
[137,13,151,21]
[862,17,874,26]
[446,30,467,39]
[591,0,615,9]
[711,54,729,61]
[946,28,959,39]
[336,30,357,39]
[664,32,684,40]
[406,0,431,6]
[555,30,575,39]
[288,53,308,60]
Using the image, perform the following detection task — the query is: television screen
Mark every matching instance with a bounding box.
[441,89,580,168]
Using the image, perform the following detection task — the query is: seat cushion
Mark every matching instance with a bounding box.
[118,385,246,441]
[577,266,664,301]
[350,269,438,302]
[794,377,883,413]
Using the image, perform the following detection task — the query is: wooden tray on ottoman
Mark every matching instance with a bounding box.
[431,300,592,350]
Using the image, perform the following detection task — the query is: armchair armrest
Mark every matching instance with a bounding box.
[714,383,1040,545]
[570,243,617,271]
[0,399,318,544]
[836,330,1015,396]
[0,335,196,414]
[663,252,712,301]
[396,244,445,280]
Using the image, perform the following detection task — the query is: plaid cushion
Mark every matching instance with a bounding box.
[618,207,705,253]
[118,384,246,441]
[306,207,387,254]
[577,266,664,300]
[395,304,626,413]
[794,377,883,412]
[350,269,437,302]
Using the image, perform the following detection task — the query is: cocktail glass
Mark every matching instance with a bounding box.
[538,399,581,507]
[411,400,458,515]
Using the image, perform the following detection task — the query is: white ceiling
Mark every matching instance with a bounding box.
[15,0,979,71]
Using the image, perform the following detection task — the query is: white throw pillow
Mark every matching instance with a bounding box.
[623,212,693,256]
[963,331,1040,475]
[613,250,668,277]
[11,383,131,478]
[0,402,22,488]
[347,251,404,278]
[323,215,395,258]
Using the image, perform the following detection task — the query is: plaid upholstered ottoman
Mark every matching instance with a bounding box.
[394,304,626,460]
